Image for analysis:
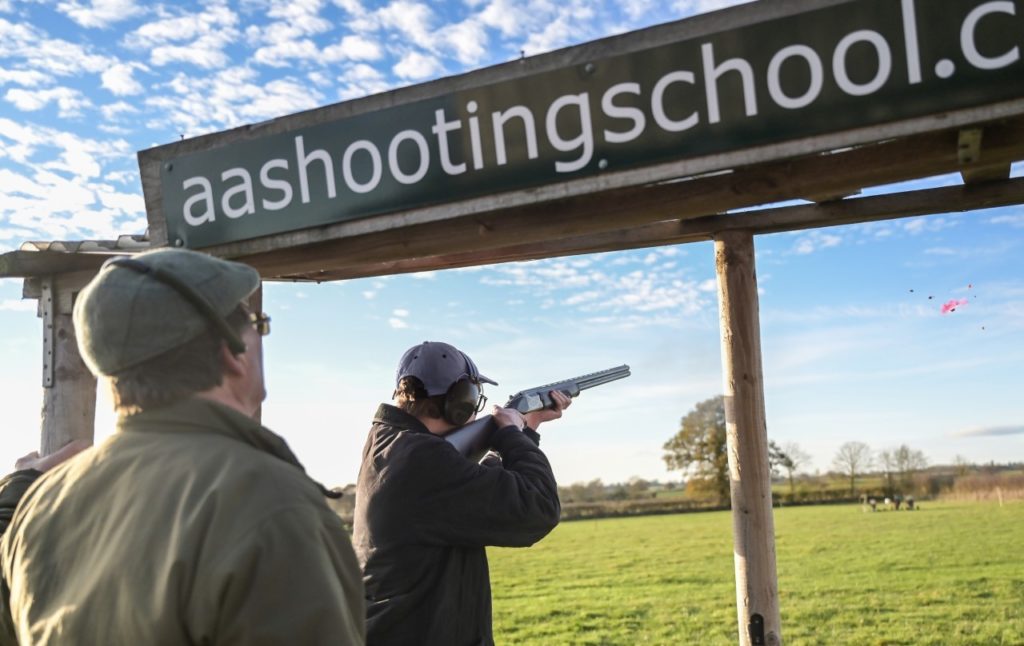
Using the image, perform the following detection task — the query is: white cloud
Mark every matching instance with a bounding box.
[100,100,137,121]
[393,51,443,80]
[439,19,489,65]
[4,87,91,117]
[903,216,956,235]
[56,0,145,28]
[0,120,137,241]
[479,254,708,324]
[392,309,409,317]
[989,214,1024,228]
[0,18,113,77]
[376,1,436,50]
[792,232,841,255]
[0,69,51,88]
[101,63,145,96]
[127,5,239,69]
[248,0,334,67]
[322,34,384,62]
[147,68,325,134]
[478,0,532,38]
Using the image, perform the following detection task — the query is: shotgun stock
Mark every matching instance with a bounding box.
[443,365,631,462]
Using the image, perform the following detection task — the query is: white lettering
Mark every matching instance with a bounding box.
[767,45,824,109]
[492,106,538,166]
[651,71,699,132]
[702,42,758,124]
[545,93,593,173]
[388,130,430,185]
[602,82,646,143]
[342,140,383,194]
[833,30,892,96]
[220,168,254,219]
[295,135,336,204]
[902,0,922,84]
[432,108,466,175]
[466,101,484,170]
[259,159,292,211]
[182,177,214,226]
[962,1,1020,70]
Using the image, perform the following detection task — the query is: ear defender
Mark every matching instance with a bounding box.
[443,379,481,426]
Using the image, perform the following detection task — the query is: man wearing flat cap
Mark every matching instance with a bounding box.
[353,341,569,645]
[0,248,364,645]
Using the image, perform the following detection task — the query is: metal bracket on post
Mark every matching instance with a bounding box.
[41,277,55,388]
[958,128,1010,184]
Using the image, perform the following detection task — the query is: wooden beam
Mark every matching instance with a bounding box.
[714,231,780,646]
[270,174,1024,281]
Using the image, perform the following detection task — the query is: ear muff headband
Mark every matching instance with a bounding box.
[106,257,247,355]
[444,378,481,426]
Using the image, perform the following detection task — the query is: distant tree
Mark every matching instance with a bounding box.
[954,454,972,477]
[626,477,650,497]
[832,441,873,495]
[663,396,730,505]
[877,449,898,497]
[771,442,811,495]
[560,478,606,503]
[894,444,928,490]
[768,441,788,479]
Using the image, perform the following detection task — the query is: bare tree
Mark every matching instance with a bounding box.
[877,449,898,497]
[779,442,811,495]
[894,444,928,490]
[832,441,873,495]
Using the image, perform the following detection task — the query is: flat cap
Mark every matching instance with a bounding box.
[73,248,260,376]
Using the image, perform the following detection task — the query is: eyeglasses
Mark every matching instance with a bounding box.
[473,390,488,414]
[249,311,271,336]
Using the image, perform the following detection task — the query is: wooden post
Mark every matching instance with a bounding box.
[39,276,97,455]
[714,231,781,646]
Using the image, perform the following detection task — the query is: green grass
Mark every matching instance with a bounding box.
[489,501,1024,645]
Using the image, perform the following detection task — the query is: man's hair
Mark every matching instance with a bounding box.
[107,306,248,414]
[394,376,446,420]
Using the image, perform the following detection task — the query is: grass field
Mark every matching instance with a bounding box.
[488,501,1024,645]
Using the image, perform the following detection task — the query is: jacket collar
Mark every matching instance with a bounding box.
[117,396,314,481]
[373,403,431,434]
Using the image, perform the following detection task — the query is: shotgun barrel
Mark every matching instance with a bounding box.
[443,365,631,461]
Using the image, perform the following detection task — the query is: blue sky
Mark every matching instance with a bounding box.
[1,0,1022,487]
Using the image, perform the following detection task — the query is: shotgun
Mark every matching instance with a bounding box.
[443,365,631,462]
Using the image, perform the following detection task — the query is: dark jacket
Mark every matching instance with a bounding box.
[353,405,560,646]
[1,397,365,646]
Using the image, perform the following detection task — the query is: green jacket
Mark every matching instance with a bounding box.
[1,397,364,645]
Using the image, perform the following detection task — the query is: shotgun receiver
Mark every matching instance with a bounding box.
[443,365,631,461]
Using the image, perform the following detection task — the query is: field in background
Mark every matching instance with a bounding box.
[488,501,1024,645]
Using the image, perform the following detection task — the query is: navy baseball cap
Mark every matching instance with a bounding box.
[396,341,497,396]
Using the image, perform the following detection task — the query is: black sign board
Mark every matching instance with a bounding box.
[146,0,1024,248]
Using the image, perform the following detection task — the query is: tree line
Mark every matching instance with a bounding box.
[661,395,931,505]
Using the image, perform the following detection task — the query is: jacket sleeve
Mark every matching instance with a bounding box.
[0,470,41,538]
[1,469,42,646]
[407,426,560,548]
[195,504,365,646]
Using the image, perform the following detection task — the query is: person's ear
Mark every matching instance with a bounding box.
[219,340,248,378]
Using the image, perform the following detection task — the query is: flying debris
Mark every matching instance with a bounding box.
[941,298,968,315]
